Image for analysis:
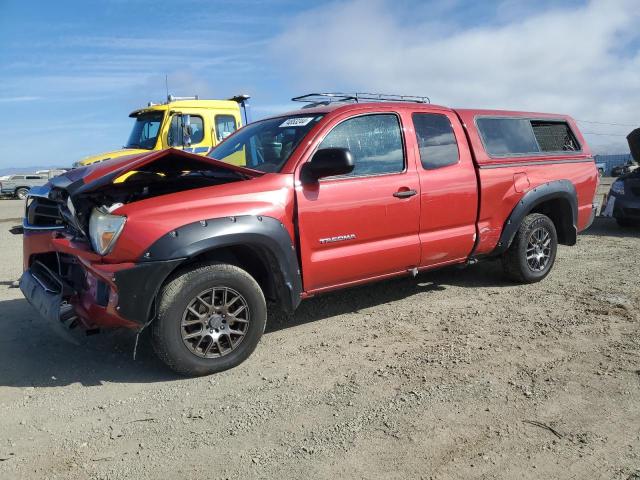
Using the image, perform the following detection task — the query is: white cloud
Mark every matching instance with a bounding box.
[0,96,40,103]
[271,0,640,153]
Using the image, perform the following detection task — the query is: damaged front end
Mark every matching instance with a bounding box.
[20,148,260,342]
[20,260,87,344]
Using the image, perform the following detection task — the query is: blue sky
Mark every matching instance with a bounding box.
[0,0,638,169]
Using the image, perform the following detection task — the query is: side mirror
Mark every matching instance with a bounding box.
[301,148,354,184]
[182,114,192,147]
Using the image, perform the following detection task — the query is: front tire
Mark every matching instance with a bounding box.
[16,188,29,200]
[151,263,266,376]
[502,213,558,283]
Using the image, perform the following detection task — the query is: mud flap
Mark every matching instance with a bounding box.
[19,269,84,345]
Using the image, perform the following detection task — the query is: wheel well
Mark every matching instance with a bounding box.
[529,197,575,245]
[171,245,279,303]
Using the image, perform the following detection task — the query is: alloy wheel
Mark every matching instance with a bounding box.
[526,226,552,272]
[180,287,250,358]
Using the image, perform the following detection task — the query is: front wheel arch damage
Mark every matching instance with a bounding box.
[165,244,282,309]
[142,242,296,332]
[138,215,302,318]
[115,215,301,332]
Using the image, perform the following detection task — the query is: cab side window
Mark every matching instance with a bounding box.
[168,115,204,146]
[413,113,460,169]
[189,116,204,144]
[318,114,404,177]
[215,115,237,142]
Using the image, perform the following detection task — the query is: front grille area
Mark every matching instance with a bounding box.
[26,198,63,228]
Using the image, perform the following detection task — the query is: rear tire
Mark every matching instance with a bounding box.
[151,263,266,376]
[502,213,557,283]
[16,188,29,200]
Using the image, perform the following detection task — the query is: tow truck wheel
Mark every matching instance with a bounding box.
[16,188,29,200]
[502,213,558,283]
[151,262,267,376]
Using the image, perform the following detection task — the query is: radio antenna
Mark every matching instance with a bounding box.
[165,74,169,102]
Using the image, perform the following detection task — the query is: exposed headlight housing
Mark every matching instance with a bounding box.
[89,207,126,255]
[611,180,625,196]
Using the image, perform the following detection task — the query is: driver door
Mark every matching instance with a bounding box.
[166,113,209,154]
[295,112,421,292]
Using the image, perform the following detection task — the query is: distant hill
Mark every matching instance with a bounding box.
[0,166,68,176]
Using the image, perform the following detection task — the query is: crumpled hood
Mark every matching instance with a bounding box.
[628,128,640,164]
[52,148,262,198]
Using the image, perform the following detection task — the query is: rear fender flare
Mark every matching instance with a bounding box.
[492,180,577,255]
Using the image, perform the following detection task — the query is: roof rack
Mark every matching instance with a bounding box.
[291,92,430,108]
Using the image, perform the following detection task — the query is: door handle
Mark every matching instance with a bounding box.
[393,189,417,198]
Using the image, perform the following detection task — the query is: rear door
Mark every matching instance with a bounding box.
[410,111,478,266]
[295,112,421,292]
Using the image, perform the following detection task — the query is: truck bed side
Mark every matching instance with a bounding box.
[454,109,598,256]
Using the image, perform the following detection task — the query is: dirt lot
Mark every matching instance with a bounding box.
[0,193,638,480]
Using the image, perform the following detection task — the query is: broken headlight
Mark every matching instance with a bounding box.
[89,207,126,255]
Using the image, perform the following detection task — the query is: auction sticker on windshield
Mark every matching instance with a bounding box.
[280,117,315,127]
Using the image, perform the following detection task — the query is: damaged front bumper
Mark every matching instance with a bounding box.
[22,231,183,342]
[20,262,84,344]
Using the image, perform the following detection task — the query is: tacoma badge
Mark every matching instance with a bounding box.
[319,234,357,244]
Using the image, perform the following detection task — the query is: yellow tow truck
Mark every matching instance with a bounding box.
[73,95,250,167]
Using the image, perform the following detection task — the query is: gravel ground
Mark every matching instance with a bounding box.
[0,192,638,480]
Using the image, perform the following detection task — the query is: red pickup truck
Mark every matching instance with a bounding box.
[20,93,599,376]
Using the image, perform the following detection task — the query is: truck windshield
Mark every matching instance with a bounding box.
[208,114,324,172]
[126,112,164,149]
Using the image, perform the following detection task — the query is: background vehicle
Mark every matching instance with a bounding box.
[21,92,598,376]
[605,128,640,226]
[72,94,251,168]
[0,169,67,199]
[605,171,640,226]
[611,160,638,177]
[595,161,606,176]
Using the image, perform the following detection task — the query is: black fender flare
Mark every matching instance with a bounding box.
[491,180,578,256]
[113,215,302,324]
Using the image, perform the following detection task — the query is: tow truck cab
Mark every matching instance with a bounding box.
[73,95,250,168]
